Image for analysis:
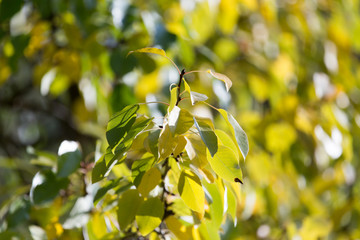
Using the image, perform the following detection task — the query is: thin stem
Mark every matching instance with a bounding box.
[203,101,219,110]
[175,69,186,106]
[183,70,206,76]
[164,56,181,75]
[139,101,170,106]
[177,97,189,104]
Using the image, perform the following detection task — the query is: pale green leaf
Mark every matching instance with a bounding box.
[137,167,161,197]
[117,189,143,231]
[136,197,164,236]
[193,117,218,157]
[178,170,205,213]
[206,145,243,183]
[202,180,224,229]
[207,70,232,92]
[215,129,239,161]
[190,91,208,105]
[168,106,194,135]
[226,185,237,222]
[217,109,249,160]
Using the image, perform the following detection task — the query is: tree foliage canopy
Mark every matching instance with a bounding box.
[1,0,360,239]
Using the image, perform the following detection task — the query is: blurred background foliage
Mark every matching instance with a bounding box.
[1,0,360,239]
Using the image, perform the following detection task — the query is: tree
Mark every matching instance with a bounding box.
[91,47,248,238]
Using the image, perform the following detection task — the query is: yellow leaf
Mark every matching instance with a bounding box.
[206,145,243,183]
[127,47,167,58]
[207,70,232,92]
[173,135,187,157]
[137,167,162,197]
[185,134,208,169]
[168,86,178,113]
[168,106,194,135]
[165,215,192,240]
[178,170,205,213]
[158,124,177,160]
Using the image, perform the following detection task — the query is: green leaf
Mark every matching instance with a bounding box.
[137,167,162,196]
[132,154,156,186]
[127,47,167,58]
[217,109,249,160]
[57,150,82,178]
[106,104,139,148]
[30,170,69,205]
[207,70,232,92]
[144,129,161,159]
[117,189,143,231]
[92,154,106,183]
[136,197,164,236]
[168,106,194,135]
[206,145,243,183]
[93,116,153,183]
[193,117,218,157]
[0,0,23,22]
[93,178,122,205]
[226,185,237,221]
[202,180,224,229]
[178,170,205,213]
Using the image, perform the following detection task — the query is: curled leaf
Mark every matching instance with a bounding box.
[190,91,208,105]
[207,70,232,92]
[127,47,167,58]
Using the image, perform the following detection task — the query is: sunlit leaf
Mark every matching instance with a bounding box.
[106,104,139,148]
[172,135,187,157]
[137,167,161,196]
[207,70,232,92]
[206,145,243,183]
[185,134,208,168]
[158,124,177,160]
[178,170,205,213]
[168,106,194,135]
[136,197,164,236]
[168,86,178,113]
[132,154,156,187]
[165,215,192,239]
[117,189,143,231]
[194,117,218,157]
[215,129,238,161]
[217,109,249,160]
